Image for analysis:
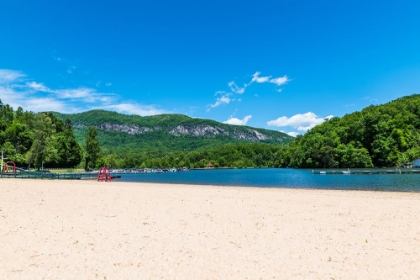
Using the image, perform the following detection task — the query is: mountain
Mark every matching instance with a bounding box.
[284,94,420,168]
[53,110,294,154]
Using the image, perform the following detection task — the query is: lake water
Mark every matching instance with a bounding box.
[117,168,420,192]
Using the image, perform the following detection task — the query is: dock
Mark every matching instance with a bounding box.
[312,169,420,175]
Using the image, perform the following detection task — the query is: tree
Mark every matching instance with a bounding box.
[85,126,101,170]
[27,113,59,169]
[3,121,34,165]
[52,119,83,168]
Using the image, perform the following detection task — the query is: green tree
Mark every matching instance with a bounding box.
[85,126,101,170]
[52,119,83,168]
[27,113,59,169]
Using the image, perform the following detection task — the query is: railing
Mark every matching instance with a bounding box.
[0,170,122,180]
[1,170,83,179]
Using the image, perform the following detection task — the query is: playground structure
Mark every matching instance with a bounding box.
[3,161,16,175]
[2,161,16,177]
[97,167,113,182]
[0,161,120,180]
[0,161,84,179]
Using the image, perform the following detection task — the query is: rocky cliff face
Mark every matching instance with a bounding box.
[74,123,283,142]
[168,125,273,141]
[97,123,152,135]
[236,129,271,141]
[74,123,152,135]
[169,125,226,137]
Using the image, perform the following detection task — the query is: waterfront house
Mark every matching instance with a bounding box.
[413,158,420,168]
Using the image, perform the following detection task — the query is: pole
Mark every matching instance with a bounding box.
[1,151,7,178]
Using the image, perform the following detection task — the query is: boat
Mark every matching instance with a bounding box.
[342,168,351,175]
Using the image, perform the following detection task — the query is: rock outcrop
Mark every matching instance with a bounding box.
[71,121,288,143]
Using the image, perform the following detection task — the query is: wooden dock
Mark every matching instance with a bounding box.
[312,169,420,175]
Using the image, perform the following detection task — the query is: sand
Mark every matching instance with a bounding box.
[0,179,419,279]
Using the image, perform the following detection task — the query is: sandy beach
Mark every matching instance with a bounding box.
[0,179,419,279]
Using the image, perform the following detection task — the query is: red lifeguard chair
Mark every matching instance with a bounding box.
[98,167,112,182]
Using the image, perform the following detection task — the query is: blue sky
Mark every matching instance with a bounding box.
[1,0,419,136]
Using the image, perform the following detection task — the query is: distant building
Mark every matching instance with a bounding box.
[206,163,214,168]
[413,158,420,168]
[403,162,413,168]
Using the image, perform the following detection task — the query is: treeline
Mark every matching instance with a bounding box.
[283,94,420,168]
[96,143,286,169]
[0,100,82,169]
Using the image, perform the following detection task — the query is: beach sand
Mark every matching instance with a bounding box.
[0,179,419,279]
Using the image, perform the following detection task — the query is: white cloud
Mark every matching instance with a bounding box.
[208,95,231,110]
[267,112,334,132]
[228,81,246,94]
[251,72,289,86]
[269,75,289,86]
[0,68,168,116]
[26,82,115,104]
[55,87,95,99]
[27,82,49,92]
[215,90,229,96]
[209,71,291,109]
[297,124,317,131]
[0,86,24,108]
[235,72,290,93]
[251,72,271,83]
[24,98,68,112]
[0,69,25,84]
[101,103,166,116]
[286,131,300,137]
[223,115,252,126]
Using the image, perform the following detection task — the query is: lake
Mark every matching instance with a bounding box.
[117,168,420,192]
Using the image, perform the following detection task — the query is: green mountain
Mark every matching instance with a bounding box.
[6,94,420,169]
[284,94,420,168]
[53,110,294,155]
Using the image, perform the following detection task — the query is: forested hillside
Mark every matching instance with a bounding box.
[0,100,82,169]
[53,110,293,155]
[283,94,420,168]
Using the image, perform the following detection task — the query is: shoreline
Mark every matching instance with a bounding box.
[1,179,419,279]
[103,179,420,194]
[4,176,420,193]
